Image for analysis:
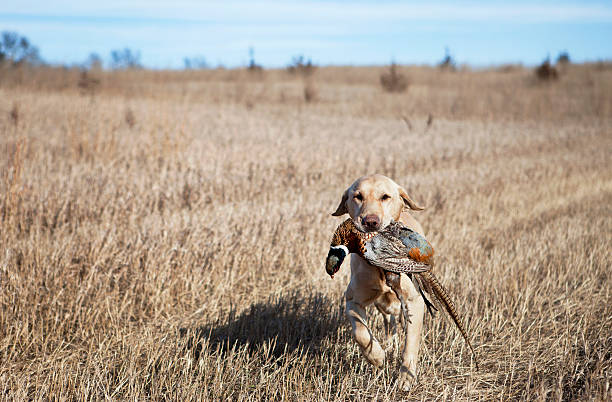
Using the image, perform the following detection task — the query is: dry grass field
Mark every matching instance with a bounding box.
[1,63,611,400]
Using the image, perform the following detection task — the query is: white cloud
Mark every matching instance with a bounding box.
[3,1,612,24]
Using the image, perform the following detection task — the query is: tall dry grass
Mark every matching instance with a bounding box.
[1,63,611,400]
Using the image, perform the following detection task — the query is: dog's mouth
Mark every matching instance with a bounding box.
[354,221,376,234]
[354,218,386,235]
[356,213,392,233]
[355,230,377,241]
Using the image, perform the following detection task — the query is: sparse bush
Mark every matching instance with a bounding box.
[556,51,570,65]
[110,48,141,70]
[247,62,262,72]
[287,55,316,76]
[426,113,434,128]
[439,47,456,71]
[247,47,263,72]
[184,56,208,70]
[9,102,19,125]
[83,53,103,70]
[535,58,558,81]
[124,108,136,128]
[303,81,317,102]
[0,31,43,66]
[497,64,523,73]
[77,70,100,95]
[594,60,612,71]
[380,63,408,93]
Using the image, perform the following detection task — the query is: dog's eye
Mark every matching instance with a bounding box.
[354,193,363,201]
[381,194,391,201]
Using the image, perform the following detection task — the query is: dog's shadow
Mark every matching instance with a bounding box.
[180,291,346,359]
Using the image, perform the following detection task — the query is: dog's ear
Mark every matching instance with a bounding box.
[331,188,349,216]
[399,186,425,211]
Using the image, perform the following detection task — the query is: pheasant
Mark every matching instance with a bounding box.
[326,218,478,368]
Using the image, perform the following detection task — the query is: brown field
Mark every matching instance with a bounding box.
[1,63,611,400]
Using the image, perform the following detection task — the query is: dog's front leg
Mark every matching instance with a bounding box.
[345,299,385,368]
[397,275,426,391]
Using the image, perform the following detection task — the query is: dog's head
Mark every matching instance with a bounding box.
[331,174,424,232]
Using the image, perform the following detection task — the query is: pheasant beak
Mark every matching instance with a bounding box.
[325,245,348,278]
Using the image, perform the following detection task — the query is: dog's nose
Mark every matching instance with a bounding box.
[362,214,381,231]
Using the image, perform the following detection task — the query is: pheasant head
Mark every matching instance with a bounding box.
[325,218,377,278]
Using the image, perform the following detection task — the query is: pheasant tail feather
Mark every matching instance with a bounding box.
[420,271,479,370]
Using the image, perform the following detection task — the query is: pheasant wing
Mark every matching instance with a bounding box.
[372,256,432,274]
[395,226,434,265]
[364,232,433,273]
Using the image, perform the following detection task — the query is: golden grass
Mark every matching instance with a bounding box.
[1,64,611,400]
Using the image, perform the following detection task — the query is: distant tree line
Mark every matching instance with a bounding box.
[2,30,577,79]
[0,31,145,70]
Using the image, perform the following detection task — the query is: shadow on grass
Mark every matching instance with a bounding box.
[180,291,346,359]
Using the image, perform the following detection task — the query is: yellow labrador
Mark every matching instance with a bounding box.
[332,174,425,390]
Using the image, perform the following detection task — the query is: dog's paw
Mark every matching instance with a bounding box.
[362,349,385,368]
[397,365,417,391]
[382,333,399,350]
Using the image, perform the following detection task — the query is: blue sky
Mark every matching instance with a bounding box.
[1,1,611,69]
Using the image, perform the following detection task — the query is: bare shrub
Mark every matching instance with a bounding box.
[184,56,208,70]
[287,55,316,77]
[380,63,408,93]
[77,70,100,96]
[401,115,412,130]
[124,108,136,128]
[303,81,317,103]
[497,64,523,73]
[439,47,456,71]
[9,102,19,125]
[83,53,103,71]
[426,113,434,128]
[594,60,612,71]
[4,138,27,211]
[247,47,263,73]
[110,48,141,70]
[0,31,43,66]
[556,51,570,65]
[535,58,558,81]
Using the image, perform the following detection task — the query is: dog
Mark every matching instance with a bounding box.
[331,174,426,390]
